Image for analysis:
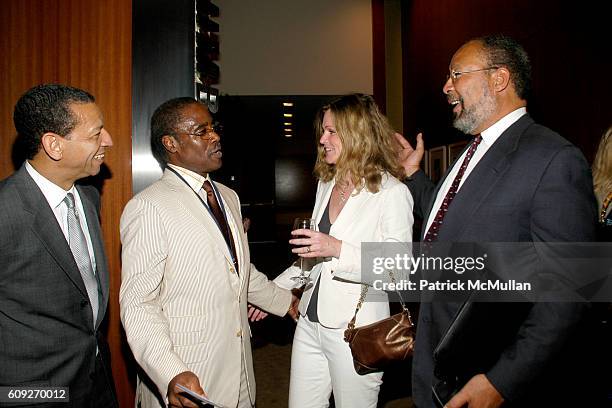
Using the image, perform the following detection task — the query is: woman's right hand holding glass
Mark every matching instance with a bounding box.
[290,229,342,259]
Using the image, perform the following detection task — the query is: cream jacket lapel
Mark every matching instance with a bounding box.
[163,171,237,275]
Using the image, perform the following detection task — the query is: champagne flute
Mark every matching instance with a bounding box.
[291,217,317,285]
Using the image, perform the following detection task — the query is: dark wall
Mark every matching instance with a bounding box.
[215,95,336,275]
[401,0,611,161]
[132,0,196,193]
[216,95,337,211]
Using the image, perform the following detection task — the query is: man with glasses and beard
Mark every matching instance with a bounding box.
[397,35,603,407]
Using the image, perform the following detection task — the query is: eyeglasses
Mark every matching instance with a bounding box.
[178,122,222,139]
[446,66,499,82]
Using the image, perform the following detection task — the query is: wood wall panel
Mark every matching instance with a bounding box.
[0,1,134,406]
[401,0,611,161]
[372,0,386,111]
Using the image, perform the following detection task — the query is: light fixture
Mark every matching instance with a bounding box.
[282,102,294,107]
[284,122,292,126]
[283,113,293,118]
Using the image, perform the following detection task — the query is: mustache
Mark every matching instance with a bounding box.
[209,142,222,153]
[447,94,462,104]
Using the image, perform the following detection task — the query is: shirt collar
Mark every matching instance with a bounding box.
[480,107,527,146]
[25,161,76,209]
[167,164,210,192]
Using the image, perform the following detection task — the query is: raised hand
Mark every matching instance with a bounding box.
[395,132,425,177]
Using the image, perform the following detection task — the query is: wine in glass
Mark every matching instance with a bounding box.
[291,217,317,285]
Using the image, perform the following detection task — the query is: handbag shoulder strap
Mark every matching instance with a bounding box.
[346,270,412,330]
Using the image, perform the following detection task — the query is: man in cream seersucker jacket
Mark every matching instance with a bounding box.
[120,97,297,408]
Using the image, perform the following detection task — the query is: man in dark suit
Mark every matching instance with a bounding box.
[397,35,602,407]
[0,84,118,407]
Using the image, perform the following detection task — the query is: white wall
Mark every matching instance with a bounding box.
[215,0,373,95]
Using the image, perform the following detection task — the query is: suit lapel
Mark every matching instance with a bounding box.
[437,115,534,240]
[162,171,236,275]
[78,186,109,329]
[215,185,248,291]
[330,182,374,236]
[14,167,90,302]
[312,182,334,225]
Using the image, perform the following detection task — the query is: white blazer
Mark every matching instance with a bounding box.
[120,169,292,408]
[275,173,413,328]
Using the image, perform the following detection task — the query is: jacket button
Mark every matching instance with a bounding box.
[236,329,242,337]
[230,267,236,274]
[81,300,88,307]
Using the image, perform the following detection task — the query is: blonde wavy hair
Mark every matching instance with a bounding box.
[313,94,405,193]
[593,125,612,206]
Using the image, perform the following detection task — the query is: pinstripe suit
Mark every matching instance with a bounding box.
[0,165,116,407]
[120,168,292,408]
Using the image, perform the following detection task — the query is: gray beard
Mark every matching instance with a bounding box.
[453,88,496,135]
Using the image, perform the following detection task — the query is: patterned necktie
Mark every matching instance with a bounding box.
[424,134,483,242]
[202,181,239,274]
[64,192,99,323]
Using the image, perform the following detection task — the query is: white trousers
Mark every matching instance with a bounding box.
[288,316,383,408]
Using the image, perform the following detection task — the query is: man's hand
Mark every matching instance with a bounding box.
[395,132,425,177]
[444,374,504,408]
[248,304,269,322]
[288,292,300,322]
[167,371,206,408]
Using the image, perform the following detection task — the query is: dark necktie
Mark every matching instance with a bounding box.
[424,134,483,242]
[64,192,99,323]
[202,180,239,274]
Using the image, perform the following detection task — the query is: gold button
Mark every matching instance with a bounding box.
[236,329,242,337]
[230,267,235,273]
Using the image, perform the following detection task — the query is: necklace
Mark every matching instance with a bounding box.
[337,183,352,203]
[601,191,612,223]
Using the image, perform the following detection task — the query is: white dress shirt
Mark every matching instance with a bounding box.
[25,161,97,273]
[425,107,527,234]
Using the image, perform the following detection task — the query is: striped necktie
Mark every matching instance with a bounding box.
[64,192,99,323]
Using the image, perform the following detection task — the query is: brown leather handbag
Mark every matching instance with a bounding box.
[343,274,415,375]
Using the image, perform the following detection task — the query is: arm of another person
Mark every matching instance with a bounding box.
[119,198,205,405]
[246,263,294,318]
[448,145,597,407]
[220,187,295,319]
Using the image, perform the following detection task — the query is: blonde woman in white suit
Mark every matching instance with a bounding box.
[273,94,414,407]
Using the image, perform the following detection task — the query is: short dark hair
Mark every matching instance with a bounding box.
[150,97,201,167]
[476,34,532,100]
[13,84,95,159]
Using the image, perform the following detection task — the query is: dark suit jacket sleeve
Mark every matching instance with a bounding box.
[485,145,597,401]
[404,169,437,220]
